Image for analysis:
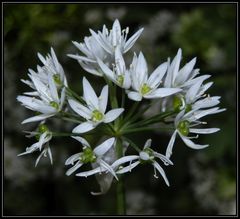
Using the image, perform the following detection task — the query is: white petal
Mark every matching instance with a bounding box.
[143,139,152,149]
[22,114,54,124]
[66,162,83,176]
[98,159,118,180]
[71,136,91,148]
[145,88,181,99]
[175,57,196,85]
[83,77,99,109]
[116,161,140,174]
[98,85,108,113]
[172,48,182,83]
[189,128,220,134]
[165,131,177,159]
[78,60,103,76]
[93,137,115,156]
[124,28,144,53]
[48,73,59,102]
[153,161,170,186]
[76,166,102,177]
[122,70,131,89]
[59,88,66,110]
[147,62,168,88]
[185,80,203,103]
[112,19,121,47]
[47,147,53,165]
[111,155,139,169]
[104,108,124,123]
[65,152,82,165]
[97,58,115,81]
[136,52,148,86]
[67,54,96,63]
[68,99,92,119]
[127,91,142,101]
[153,152,173,165]
[179,134,209,149]
[72,122,95,134]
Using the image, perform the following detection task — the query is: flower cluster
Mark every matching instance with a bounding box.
[17,19,225,195]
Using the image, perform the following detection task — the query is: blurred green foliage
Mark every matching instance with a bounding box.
[4,3,236,215]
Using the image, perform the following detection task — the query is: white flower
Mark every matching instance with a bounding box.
[127,52,181,101]
[68,36,111,77]
[22,47,67,90]
[68,77,124,133]
[65,137,118,180]
[165,107,225,160]
[173,78,222,113]
[18,127,53,167]
[164,48,210,89]
[17,72,66,124]
[90,19,144,55]
[97,45,131,89]
[111,139,173,186]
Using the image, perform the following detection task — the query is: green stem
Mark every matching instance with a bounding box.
[116,138,126,215]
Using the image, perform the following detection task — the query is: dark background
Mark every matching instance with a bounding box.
[3,3,237,215]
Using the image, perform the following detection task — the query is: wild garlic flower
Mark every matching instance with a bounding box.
[127,52,182,101]
[22,48,67,92]
[111,139,173,186]
[68,77,124,133]
[90,19,144,55]
[164,48,210,90]
[18,124,53,167]
[165,107,225,160]
[68,36,111,77]
[65,137,117,179]
[97,45,131,89]
[173,79,221,113]
[17,72,66,124]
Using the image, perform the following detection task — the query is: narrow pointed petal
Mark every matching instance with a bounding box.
[98,85,109,113]
[124,28,144,53]
[72,122,95,134]
[153,152,173,165]
[48,73,59,102]
[153,161,170,186]
[145,88,181,99]
[99,159,118,180]
[22,114,54,124]
[165,131,177,159]
[104,108,124,123]
[172,48,182,83]
[112,19,121,47]
[148,62,168,88]
[136,52,148,86]
[65,152,82,165]
[175,57,196,85]
[111,155,139,169]
[68,99,92,119]
[185,80,203,103]
[179,134,209,149]
[67,54,96,63]
[93,137,115,156]
[189,128,220,134]
[97,58,115,81]
[143,139,152,149]
[83,77,99,109]
[66,162,83,176]
[76,166,102,177]
[128,91,142,101]
[116,161,140,174]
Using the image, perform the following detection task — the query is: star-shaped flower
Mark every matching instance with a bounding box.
[68,77,124,133]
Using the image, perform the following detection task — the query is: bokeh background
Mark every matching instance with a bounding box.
[4,3,237,216]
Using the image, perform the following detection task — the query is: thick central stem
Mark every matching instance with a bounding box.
[116,138,126,215]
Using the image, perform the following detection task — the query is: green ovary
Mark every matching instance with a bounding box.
[173,96,183,112]
[177,120,190,136]
[50,101,59,109]
[92,110,104,122]
[117,75,124,86]
[53,74,62,86]
[140,147,154,164]
[80,147,97,163]
[141,83,151,95]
